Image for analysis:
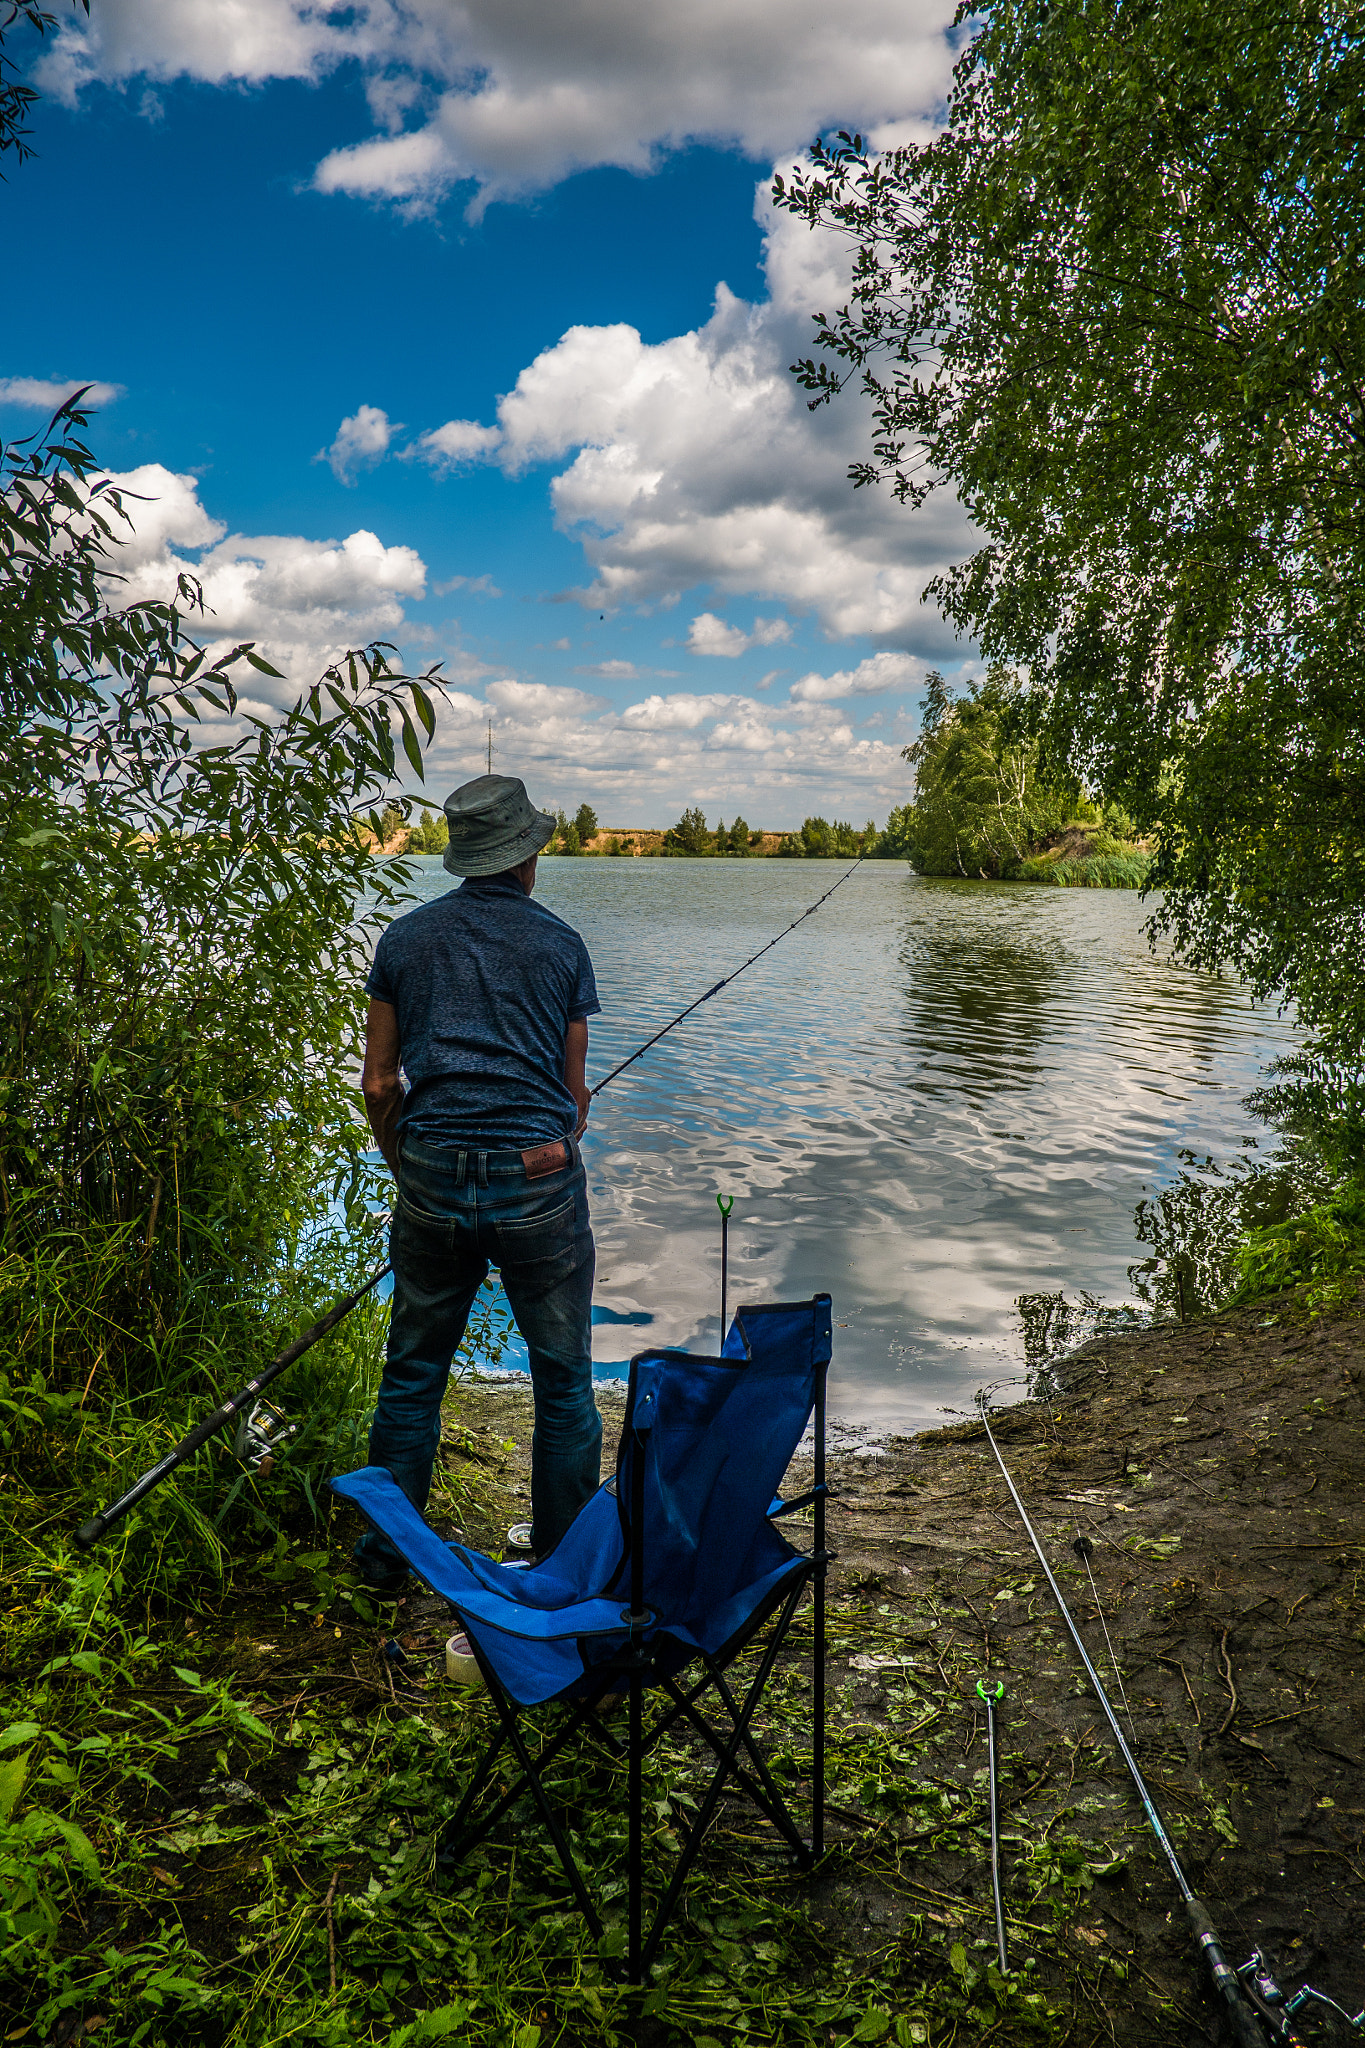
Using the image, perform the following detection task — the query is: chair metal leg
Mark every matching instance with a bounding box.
[628,1663,643,1983]
[493,1687,605,1938]
[437,1726,507,1867]
[659,1672,808,1857]
[639,1580,806,1975]
[700,1651,811,1863]
[813,1564,826,1860]
[439,1664,633,1880]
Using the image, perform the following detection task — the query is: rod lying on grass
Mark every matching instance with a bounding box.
[74,1262,392,1550]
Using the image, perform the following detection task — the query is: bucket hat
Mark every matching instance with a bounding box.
[442,774,556,876]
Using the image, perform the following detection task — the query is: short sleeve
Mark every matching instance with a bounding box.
[365,930,397,1007]
[569,938,601,1021]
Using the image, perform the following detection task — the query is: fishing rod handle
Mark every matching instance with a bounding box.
[75,1399,244,1549]
[1185,1897,1269,2048]
[73,1261,392,1551]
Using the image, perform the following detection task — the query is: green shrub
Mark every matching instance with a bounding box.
[1232,1184,1365,1315]
[1016,850,1151,888]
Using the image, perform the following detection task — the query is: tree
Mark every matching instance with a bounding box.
[411,806,449,853]
[573,802,598,844]
[775,0,1365,1059]
[798,817,863,858]
[877,805,916,861]
[0,394,441,1380]
[900,671,1072,877]
[666,807,710,854]
[1,2,81,169]
[727,816,751,854]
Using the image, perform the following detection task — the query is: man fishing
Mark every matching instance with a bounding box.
[356,772,602,1593]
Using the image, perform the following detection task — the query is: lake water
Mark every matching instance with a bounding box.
[396,857,1301,1430]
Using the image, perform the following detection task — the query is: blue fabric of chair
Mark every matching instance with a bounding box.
[330,1294,831,1706]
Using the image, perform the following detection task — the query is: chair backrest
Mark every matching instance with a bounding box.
[614,1294,831,1638]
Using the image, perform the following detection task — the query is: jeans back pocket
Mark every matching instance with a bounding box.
[493,1194,579,1271]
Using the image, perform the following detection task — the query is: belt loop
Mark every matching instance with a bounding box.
[476,1150,489,1189]
[454,1149,467,1189]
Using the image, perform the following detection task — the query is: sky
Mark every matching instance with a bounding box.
[4,0,976,831]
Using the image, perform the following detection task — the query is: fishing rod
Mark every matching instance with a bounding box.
[977,1677,1009,1975]
[976,1393,1268,2048]
[75,857,869,1548]
[590,854,866,1097]
[73,1261,391,1551]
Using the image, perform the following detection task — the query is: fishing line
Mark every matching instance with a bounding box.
[1072,1533,1137,1746]
[590,854,867,1097]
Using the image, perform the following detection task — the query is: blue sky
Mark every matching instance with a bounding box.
[4,0,972,829]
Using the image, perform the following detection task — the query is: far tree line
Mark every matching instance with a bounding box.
[382,689,1148,877]
[385,800,894,860]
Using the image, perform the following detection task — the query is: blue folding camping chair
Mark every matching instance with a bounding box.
[330,1293,833,1981]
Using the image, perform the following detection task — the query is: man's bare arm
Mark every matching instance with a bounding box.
[362,998,404,1178]
[565,1018,590,1138]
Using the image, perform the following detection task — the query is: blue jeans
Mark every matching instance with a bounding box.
[354,1133,601,1582]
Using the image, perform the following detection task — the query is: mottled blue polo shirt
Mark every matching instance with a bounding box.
[365,876,601,1149]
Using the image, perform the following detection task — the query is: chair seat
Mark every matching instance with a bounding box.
[331,1463,809,1705]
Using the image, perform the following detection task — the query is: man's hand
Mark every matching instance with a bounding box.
[362,998,404,1178]
[564,1017,591,1138]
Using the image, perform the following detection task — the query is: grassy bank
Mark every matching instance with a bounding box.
[1012,825,1152,889]
[6,1252,1365,2047]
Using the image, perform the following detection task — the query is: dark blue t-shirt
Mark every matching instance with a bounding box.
[365,877,601,1149]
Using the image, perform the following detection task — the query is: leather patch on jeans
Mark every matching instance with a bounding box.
[521,1140,569,1180]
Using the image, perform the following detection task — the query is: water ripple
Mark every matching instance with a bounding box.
[401,858,1299,1425]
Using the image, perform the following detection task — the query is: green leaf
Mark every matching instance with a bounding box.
[389,2003,470,2045]
[0,1723,41,1754]
[410,680,436,740]
[852,2013,891,2042]
[244,648,285,677]
[44,1812,101,1881]
[400,712,425,781]
[0,1750,28,1824]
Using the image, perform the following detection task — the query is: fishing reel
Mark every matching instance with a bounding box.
[232,1399,296,1476]
[1238,1948,1365,2041]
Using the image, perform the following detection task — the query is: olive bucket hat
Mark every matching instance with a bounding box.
[441,774,557,876]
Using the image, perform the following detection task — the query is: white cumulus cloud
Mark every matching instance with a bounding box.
[0,375,124,410]
[99,464,428,687]
[788,651,923,702]
[318,404,397,485]
[411,193,972,649]
[413,678,913,823]
[406,418,504,473]
[687,612,792,657]
[34,0,957,213]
